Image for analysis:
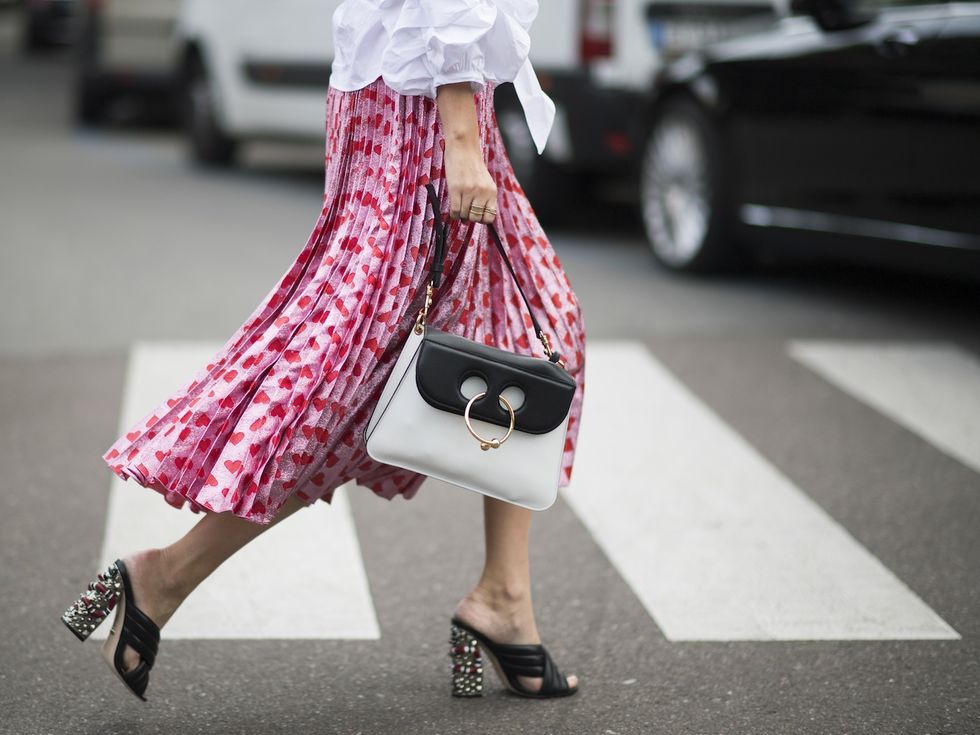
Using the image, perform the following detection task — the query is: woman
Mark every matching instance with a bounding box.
[61,0,586,702]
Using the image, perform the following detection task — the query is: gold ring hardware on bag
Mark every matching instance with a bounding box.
[414,281,434,334]
[464,391,515,450]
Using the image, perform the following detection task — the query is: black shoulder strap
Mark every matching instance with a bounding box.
[423,182,562,364]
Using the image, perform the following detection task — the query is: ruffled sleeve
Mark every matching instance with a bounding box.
[378,0,535,100]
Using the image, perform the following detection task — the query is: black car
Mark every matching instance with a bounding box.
[634,0,980,280]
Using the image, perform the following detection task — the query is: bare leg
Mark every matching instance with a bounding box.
[452,496,578,692]
[103,493,309,672]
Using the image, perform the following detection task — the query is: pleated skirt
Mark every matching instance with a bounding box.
[102,75,587,524]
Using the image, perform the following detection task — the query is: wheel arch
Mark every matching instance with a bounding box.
[177,38,236,134]
[635,78,727,155]
[178,39,205,77]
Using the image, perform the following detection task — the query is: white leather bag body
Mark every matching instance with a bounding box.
[363,182,576,511]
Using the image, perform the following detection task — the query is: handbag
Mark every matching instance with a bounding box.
[363,181,576,511]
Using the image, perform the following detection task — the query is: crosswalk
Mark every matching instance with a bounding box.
[565,340,959,641]
[788,340,980,475]
[94,338,971,642]
[94,343,379,641]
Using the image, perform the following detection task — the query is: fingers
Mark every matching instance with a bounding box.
[443,140,498,224]
[449,185,497,225]
[449,188,465,221]
[472,196,497,225]
[460,192,496,225]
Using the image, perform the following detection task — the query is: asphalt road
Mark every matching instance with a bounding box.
[2,12,979,735]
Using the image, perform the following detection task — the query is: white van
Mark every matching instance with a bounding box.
[76,0,778,218]
[170,1,663,197]
[172,0,778,215]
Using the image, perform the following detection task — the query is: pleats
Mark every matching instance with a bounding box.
[103,75,586,524]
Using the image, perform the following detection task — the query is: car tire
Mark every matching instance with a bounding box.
[639,96,741,272]
[181,54,237,166]
[72,10,108,125]
[75,79,108,124]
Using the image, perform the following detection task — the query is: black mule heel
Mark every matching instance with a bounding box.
[61,558,161,701]
[449,616,579,699]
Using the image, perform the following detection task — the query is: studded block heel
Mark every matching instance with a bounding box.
[61,558,161,701]
[62,560,124,641]
[449,620,485,696]
[449,616,579,699]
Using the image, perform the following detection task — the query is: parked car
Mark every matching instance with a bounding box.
[171,0,776,215]
[174,0,340,166]
[634,0,980,279]
[72,0,785,226]
[72,0,181,123]
[494,0,777,215]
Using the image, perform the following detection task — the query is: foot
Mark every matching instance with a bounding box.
[101,548,185,673]
[452,582,578,694]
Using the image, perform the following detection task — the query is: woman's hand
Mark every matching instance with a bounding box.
[436,82,497,225]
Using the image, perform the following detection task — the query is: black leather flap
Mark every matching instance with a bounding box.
[415,328,576,434]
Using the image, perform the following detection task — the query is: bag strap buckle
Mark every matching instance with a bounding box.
[413,281,434,334]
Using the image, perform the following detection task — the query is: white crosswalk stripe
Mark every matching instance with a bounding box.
[98,339,964,643]
[788,340,980,475]
[560,340,959,641]
[94,342,380,640]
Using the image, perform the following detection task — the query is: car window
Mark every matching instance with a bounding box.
[786,0,952,16]
[645,3,779,61]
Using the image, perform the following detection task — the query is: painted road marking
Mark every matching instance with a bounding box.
[561,341,959,641]
[789,340,980,475]
[93,342,380,640]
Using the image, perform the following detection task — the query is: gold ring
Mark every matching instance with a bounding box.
[463,391,515,450]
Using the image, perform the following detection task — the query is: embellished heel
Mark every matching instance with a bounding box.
[61,561,124,641]
[449,620,484,697]
[60,558,161,701]
[449,616,579,699]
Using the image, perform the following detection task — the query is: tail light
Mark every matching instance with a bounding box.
[580,0,614,61]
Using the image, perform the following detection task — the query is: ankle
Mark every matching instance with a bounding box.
[131,547,188,607]
[455,581,540,644]
[469,577,532,609]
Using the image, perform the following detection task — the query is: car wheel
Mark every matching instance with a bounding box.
[75,79,108,124]
[72,10,108,125]
[639,96,739,272]
[182,55,237,166]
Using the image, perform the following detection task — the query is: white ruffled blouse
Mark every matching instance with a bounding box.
[328,0,555,154]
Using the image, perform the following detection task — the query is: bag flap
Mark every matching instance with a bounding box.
[415,328,576,434]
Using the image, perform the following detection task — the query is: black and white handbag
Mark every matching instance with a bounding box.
[363,182,576,510]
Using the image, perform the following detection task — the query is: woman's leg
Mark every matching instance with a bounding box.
[104,493,309,672]
[452,496,578,692]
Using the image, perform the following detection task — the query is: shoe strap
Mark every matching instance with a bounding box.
[122,659,151,693]
[491,643,570,694]
[113,559,162,670]
[539,647,571,695]
[121,613,159,668]
[452,617,572,695]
